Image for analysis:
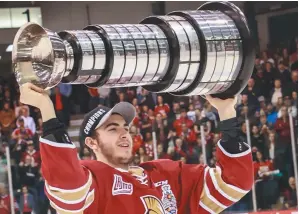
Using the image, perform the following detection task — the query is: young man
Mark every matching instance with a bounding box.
[20,83,253,214]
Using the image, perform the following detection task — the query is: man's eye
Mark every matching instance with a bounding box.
[109,128,116,131]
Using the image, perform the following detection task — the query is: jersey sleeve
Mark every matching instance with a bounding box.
[148,117,254,214]
[189,117,253,213]
[40,118,97,213]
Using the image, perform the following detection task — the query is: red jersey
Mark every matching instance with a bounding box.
[40,135,253,214]
[12,127,33,139]
[0,195,10,214]
[154,104,170,116]
[22,149,41,165]
[132,134,143,154]
[180,129,197,144]
[173,117,194,136]
[253,160,274,179]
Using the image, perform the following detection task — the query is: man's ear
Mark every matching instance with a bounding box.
[85,137,98,150]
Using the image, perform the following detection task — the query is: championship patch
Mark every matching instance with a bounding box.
[112,174,133,195]
[161,184,177,214]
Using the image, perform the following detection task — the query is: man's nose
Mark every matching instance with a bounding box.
[120,129,129,139]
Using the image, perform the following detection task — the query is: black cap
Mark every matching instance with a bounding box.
[79,102,136,141]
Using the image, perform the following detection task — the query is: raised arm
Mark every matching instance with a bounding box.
[19,83,96,213]
[195,95,254,213]
[145,95,254,214]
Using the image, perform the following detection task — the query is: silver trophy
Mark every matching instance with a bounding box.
[12,1,254,99]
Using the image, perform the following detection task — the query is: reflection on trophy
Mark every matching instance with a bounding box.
[12,1,255,99]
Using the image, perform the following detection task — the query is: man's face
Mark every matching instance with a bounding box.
[157,96,163,104]
[3,103,9,110]
[242,94,248,103]
[289,177,296,189]
[23,108,29,117]
[291,71,298,81]
[157,144,163,154]
[274,80,281,88]
[278,64,285,71]
[267,104,273,112]
[88,114,133,166]
[182,124,188,132]
[266,62,271,71]
[19,120,25,128]
[252,126,259,135]
[27,144,34,152]
[248,78,254,87]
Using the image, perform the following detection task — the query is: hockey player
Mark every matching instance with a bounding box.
[19,83,253,214]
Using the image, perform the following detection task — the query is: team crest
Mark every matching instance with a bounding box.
[112,174,133,195]
[161,184,177,214]
[141,195,166,214]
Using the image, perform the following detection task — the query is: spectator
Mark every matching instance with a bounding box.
[254,151,280,210]
[173,108,193,136]
[154,95,170,119]
[255,68,271,98]
[0,102,16,138]
[172,138,186,161]
[157,144,171,159]
[18,107,36,134]
[11,118,33,145]
[237,94,256,116]
[180,123,197,145]
[271,79,285,106]
[97,87,111,107]
[283,176,297,209]
[130,125,143,155]
[18,155,38,187]
[137,147,149,163]
[144,132,154,159]
[0,183,11,214]
[275,63,291,86]
[50,86,70,127]
[88,88,99,110]
[288,70,298,96]
[17,186,35,214]
[187,104,196,122]
[14,100,29,119]
[21,141,40,166]
[277,96,297,118]
[243,78,260,104]
[251,125,267,159]
[274,106,291,144]
[140,113,152,137]
[266,103,278,126]
[261,50,275,65]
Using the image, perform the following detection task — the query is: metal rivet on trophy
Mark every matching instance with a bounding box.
[12,1,255,99]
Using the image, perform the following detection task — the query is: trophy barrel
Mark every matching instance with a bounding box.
[12,1,255,99]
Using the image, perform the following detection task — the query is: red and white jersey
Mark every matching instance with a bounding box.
[154,104,170,116]
[40,136,253,214]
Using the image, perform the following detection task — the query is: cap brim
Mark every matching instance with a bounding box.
[95,102,136,129]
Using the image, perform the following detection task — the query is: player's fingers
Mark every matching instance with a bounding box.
[28,83,45,94]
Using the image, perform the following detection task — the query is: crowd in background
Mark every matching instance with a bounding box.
[0,38,297,213]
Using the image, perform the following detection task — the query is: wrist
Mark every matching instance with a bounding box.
[218,108,236,121]
[40,98,56,122]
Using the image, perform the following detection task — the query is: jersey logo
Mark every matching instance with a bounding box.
[154,180,168,187]
[141,195,166,214]
[112,174,133,196]
[161,184,177,214]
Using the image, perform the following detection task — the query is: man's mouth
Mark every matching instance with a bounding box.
[118,142,130,148]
